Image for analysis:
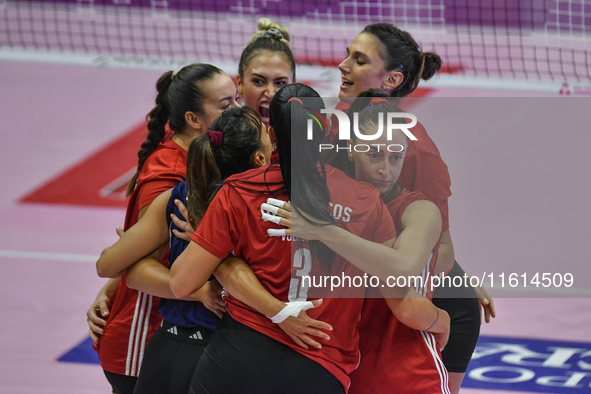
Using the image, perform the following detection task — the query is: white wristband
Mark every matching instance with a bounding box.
[268,301,316,324]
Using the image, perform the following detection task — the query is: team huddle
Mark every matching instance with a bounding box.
[88,18,495,394]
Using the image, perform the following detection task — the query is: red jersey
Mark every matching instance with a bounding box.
[349,190,449,394]
[192,164,396,392]
[97,132,187,376]
[398,121,452,233]
[271,148,280,162]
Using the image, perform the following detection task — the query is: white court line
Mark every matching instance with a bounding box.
[5,47,591,94]
[0,249,97,262]
[0,47,338,83]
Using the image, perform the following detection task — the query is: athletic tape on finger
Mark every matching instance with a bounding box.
[261,203,280,215]
[262,212,282,225]
[268,301,316,324]
[267,228,287,237]
[267,198,287,209]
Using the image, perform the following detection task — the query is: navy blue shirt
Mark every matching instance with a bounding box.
[158,181,220,331]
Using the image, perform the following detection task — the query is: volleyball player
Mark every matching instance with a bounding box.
[168,83,448,393]
[167,17,295,246]
[237,18,295,129]
[339,94,449,393]
[333,23,495,392]
[88,64,238,394]
[95,107,273,394]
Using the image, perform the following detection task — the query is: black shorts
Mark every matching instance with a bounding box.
[190,314,344,394]
[103,370,137,394]
[133,321,213,394]
[432,261,481,373]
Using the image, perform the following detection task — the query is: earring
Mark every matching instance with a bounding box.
[381,84,386,93]
[348,153,353,161]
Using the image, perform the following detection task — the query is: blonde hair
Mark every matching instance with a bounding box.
[238,17,295,79]
[249,17,291,46]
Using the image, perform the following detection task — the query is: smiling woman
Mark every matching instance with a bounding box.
[338,24,441,100]
[237,18,296,127]
[85,63,239,394]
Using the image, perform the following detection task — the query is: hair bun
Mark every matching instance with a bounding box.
[252,17,291,45]
[420,52,442,80]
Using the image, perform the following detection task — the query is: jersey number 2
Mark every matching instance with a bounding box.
[288,247,312,301]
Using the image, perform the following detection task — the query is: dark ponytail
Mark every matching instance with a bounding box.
[270,83,335,271]
[362,23,442,97]
[127,63,224,196]
[186,107,264,227]
[127,71,173,196]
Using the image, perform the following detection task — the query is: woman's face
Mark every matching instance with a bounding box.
[198,72,240,132]
[338,33,390,100]
[238,51,294,125]
[350,128,408,197]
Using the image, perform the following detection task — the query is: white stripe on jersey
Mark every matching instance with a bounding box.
[414,252,435,297]
[430,331,450,394]
[416,267,424,294]
[125,290,143,375]
[131,291,148,376]
[420,330,450,394]
[137,294,153,373]
[424,252,434,296]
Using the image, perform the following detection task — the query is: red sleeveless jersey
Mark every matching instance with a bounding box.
[192,164,396,391]
[397,121,451,233]
[96,132,187,376]
[349,189,449,394]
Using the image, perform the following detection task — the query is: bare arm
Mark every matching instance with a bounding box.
[435,229,455,274]
[170,241,223,299]
[381,289,450,348]
[395,200,443,276]
[267,200,441,282]
[214,256,332,349]
[124,246,171,299]
[126,254,226,318]
[290,204,440,282]
[214,256,284,317]
[96,189,172,278]
[87,277,120,345]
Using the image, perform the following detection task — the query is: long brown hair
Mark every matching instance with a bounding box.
[186,107,264,227]
[127,63,223,196]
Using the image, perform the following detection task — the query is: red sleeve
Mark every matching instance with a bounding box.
[136,177,184,212]
[191,186,244,259]
[371,199,397,244]
[134,140,187,211]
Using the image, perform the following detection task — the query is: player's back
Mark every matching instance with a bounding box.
[195,163,396,389]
